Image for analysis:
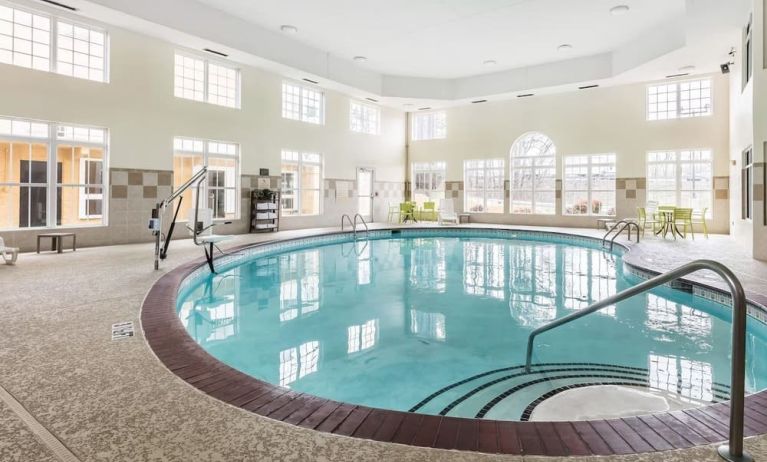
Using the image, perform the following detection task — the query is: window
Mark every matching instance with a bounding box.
[563,154,616,216]
[281,150,322,216]
[464,159,504,213]
[174,53,240,108]
[647,150,713,217]
[282,82,324,124]
[647,79,712,120]
[350,101,380,135]
[510,132,556,214]
[0,3,108,81]
[56,21,106,81]
[411,161,445,205]
[172,137,239,220]
[0,116,108,229]
[743,147,753,220]
[411,111,446,141]
[744,16,753,88]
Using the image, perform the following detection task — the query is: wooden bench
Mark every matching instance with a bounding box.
[37,233,77,254]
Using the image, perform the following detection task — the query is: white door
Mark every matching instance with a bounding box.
[357,168,374,221]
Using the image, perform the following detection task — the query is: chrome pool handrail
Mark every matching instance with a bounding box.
[601,219,640,251]
[341,214,356,238]
[353,213,369,237]
[524,260,750,462]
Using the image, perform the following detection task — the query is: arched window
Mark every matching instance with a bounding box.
[510,132,556,214]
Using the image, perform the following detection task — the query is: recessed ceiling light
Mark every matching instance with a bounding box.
[483,60,497,66]
[353,56,368,63]
[558,44,573,52]
[610,5,630,16]
[679,65,696,72]
[280,25,298,34]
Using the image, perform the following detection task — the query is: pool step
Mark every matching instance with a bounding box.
[409,362,730,421]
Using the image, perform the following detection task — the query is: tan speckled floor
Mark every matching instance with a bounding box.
[2,223,767,461]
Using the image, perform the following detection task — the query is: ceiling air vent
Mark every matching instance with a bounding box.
[417,107,431,111]
[665,73,689,79]
[38,0,77,11]
[303,78,319,84]
[204,48,228,58]
[471,99,487,104]
[365,97,378,103]
[517,93,534,98]
[578,84,599,90]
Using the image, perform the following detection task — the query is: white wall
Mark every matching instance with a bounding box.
[409,74,731,233]
[0,8,407,234]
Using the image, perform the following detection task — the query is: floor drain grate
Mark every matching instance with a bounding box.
[111,321,135,341]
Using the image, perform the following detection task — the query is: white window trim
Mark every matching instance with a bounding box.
[411,161,446,203]
[173,137,241,221]
[0,115,109,230]
[411,111,447,141]
[646,149,714,218]
[463,159,504,214]
[282,81,325,125]
[562,154,616,217]
[174,51,241,109]
[0,2,110,82]
[349,101,381,135]
[280,150,323,217]
[77,157,103,219]
[509,133,557,215]
[646,78,713,121]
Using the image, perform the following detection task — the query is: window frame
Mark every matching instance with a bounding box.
[509,132,557,215]
[411,161,446,205]
[280,150,323,217]
[172,136,241,221]
[743,147,753,220]
[0,2,110,82]
[411,111,447,141]
[463,158,505,214]
[349,100,380,135]
[646,78,713,121]
[174,51,241,109]
[77,157,103,219]
[646,149,713,218]
[281,81,325,125]
[562,154,617,217]
[744,15,753,89]
[0,115,109,230]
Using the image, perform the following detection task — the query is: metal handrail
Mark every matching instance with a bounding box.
[601,219,640,251]
[353,213,369,237]
[523,259,751,462]
[341,214,355,238]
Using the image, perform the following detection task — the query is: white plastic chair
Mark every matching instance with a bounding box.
[0,237,19,265]
[438,199,459,225]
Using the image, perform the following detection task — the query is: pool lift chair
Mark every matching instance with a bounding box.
[149,166,232,273]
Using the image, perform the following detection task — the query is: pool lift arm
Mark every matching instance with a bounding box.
[149,167,207,270]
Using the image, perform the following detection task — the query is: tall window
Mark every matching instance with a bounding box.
[744,16,753,88]
[281,150,322,216]
[174,53,240,108]
[647,79,712,120]
[510,132,556,214]
[464,159,504,213]
[743,147,753,220]
[0,3,108,81]
[563,154,616,216]
[0,116,108,229]
[172,137,240,220]
[412,161,446,204]
[411,111,446,141]
[282,82,324,124]
[647,150,712,217]
[350,101,380,135]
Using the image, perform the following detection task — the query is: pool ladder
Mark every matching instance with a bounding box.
[341,213,369,239]
[524,260,751,462]
[601,219,640,251]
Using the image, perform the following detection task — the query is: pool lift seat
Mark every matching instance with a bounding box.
[187,175,232,274]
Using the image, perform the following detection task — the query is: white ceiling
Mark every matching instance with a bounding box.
[196,0,685,79]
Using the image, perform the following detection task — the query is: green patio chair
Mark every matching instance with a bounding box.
[691,208,709,239]
[386,203,399,223]
[637,207,660,236]
[673,208,694,239]
[421,201,437,222]
[399,202,415,223]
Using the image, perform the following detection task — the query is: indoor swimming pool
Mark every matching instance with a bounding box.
[175,230,767,421]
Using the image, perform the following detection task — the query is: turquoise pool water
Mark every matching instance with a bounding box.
[176,231,767,421]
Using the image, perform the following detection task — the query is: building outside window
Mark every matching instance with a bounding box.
[281,150,322,216]
[411,111,446,141]
[174,53,240,108]
[464,159,504,213]
[647,79,712,121]
[0,116,108,229]
[510,132,556,214]
[563,154,616,216]
[411,161,446,205]
[282,82,324,124]
[743,147,753,220]
[350,101,380,135]
[0,2,109,81]
[647,150,713,217]
[172,137,240,221]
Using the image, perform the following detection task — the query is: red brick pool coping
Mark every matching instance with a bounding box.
[140,229,767,456]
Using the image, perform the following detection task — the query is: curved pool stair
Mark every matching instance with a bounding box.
[410,362,730,421]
